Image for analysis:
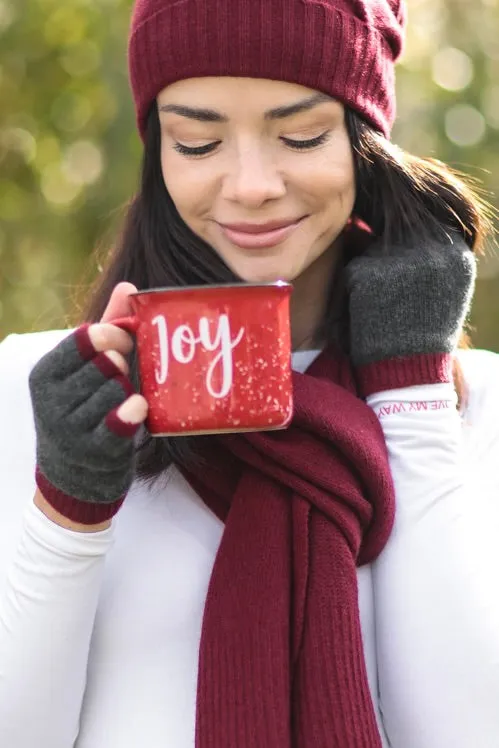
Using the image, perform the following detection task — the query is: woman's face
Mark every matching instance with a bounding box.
[157,77,356,284]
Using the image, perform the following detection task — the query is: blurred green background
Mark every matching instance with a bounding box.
[1,0,498,348]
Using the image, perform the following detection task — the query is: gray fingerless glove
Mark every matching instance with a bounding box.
[29,324,140,524]
[345,233,476,367]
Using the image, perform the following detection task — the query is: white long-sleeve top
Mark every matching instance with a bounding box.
[0,330,498,748]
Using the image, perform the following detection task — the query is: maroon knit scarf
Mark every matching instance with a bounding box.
[183,347,395,748]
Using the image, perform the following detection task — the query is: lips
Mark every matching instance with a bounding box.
[218,217,306,249]
[221,219,301,234]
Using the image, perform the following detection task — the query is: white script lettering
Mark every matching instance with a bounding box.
[151,314,245,398]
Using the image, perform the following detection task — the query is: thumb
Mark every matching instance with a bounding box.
[100,282,139,323]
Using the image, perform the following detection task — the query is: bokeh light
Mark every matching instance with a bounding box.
[445,105,487,147]
[432,47,474,91]
[62,140,104,186]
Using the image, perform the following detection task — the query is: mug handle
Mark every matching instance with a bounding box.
[110,315,140,334]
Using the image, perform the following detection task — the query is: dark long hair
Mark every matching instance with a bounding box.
[82,105,494,482]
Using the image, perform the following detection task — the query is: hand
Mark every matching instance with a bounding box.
[344,232,476,367]
[29,283,148,524]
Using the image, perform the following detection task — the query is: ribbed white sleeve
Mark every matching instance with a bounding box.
[0,499,113,747]
[369,372,499,748]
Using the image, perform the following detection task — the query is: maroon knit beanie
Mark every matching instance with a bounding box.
[128,0,406,141]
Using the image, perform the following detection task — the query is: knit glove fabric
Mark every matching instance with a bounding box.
[29,324,140,524]
[345,233,476,394]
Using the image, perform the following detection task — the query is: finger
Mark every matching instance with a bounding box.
[100,282,138,324]
[102,394,149,441]
[102,349,129,377]
[116,394,148,425]
[30,327,93,383]
[88,323,134,356]
[65,377,128,432]
[66,375,137,431]
[60,353,134,414]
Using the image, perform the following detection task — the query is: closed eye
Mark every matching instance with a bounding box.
[281,131,330,149]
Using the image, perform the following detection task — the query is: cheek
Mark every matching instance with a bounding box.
[318,166,355,206]
[297,150,355,214]
[329,162,356,216]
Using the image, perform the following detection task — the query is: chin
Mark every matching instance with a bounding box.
[230,261,302,285]
[238,272,296,285]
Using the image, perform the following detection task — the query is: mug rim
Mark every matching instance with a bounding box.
[131,280,292,297]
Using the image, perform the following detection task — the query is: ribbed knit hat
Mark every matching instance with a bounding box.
[128,0,407,141]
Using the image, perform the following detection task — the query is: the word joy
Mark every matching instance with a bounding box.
[152,314,245,398]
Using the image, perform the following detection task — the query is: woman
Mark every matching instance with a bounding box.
[0,0,498,746]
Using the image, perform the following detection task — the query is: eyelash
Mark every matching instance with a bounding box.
[173,131,330,157]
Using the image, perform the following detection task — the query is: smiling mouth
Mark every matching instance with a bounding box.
[217,217,306,249]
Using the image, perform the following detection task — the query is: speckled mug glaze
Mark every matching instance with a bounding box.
[113,282,293,436]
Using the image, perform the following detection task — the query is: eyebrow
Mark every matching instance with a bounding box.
[159,93,333,122]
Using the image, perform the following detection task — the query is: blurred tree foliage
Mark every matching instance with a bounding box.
[1,0,498,349]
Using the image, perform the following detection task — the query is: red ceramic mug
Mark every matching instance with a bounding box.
[113,282,293,436]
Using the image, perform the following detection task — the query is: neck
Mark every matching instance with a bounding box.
[290,239,342,352]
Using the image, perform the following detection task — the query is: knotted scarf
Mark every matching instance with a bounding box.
[183,346,395,748]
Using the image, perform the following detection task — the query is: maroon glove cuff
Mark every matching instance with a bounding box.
[35,466,125,525]
[357,352,453,398]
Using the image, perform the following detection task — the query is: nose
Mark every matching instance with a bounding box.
[221,140,286,208]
